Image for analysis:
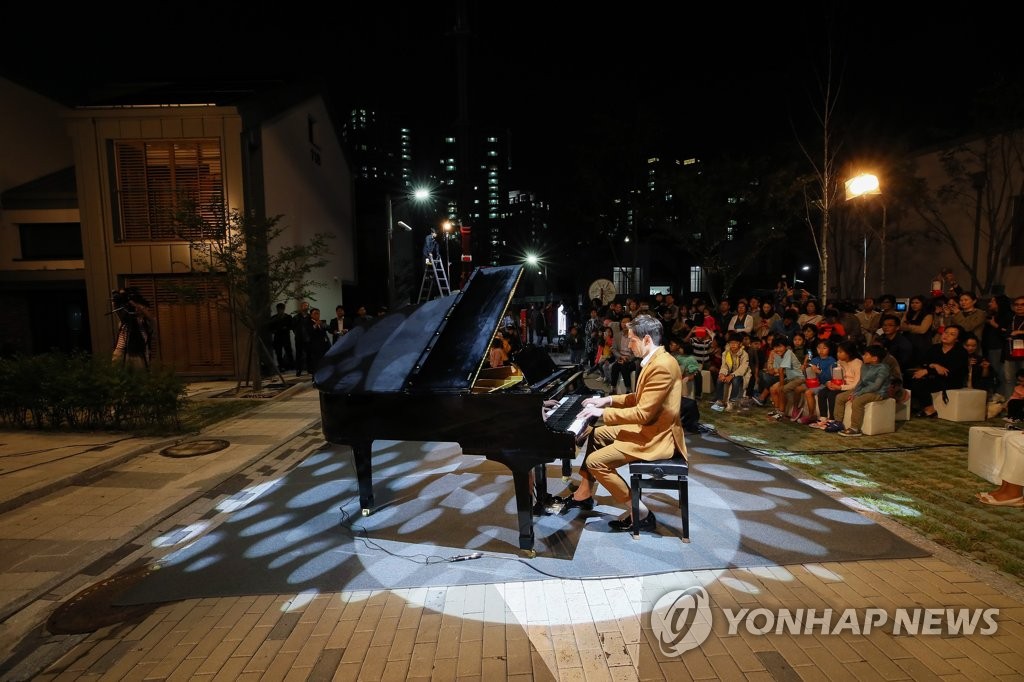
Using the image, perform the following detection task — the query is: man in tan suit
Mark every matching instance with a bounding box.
[559,314,687,532]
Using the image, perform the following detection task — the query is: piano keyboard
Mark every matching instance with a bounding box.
[544,394,592,437]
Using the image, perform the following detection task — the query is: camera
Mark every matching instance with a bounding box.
[111,287,150,313]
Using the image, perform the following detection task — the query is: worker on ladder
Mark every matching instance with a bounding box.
[418,227,451,303]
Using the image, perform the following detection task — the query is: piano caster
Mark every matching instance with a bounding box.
[361,508,371,517]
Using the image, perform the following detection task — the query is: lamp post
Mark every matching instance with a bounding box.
[385,188,431,308]
[844,173,886,298]
[442,219,454,283]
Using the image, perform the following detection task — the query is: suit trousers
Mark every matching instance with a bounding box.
[582,425,645,505]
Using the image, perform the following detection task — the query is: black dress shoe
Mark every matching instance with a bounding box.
[609,511,656,532]
[557,496,595,511]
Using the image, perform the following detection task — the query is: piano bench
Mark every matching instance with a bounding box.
[628,454,689,541]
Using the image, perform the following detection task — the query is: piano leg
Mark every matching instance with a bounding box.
[352,440,374,515]
[510,468,537,555]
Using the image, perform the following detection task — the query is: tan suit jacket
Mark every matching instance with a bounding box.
[602,346,687,461]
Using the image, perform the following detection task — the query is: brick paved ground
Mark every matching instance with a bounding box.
[2,378,1024,680]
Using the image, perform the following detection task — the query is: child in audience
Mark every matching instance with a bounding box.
[801,341,837,424]
[669,337,703,398]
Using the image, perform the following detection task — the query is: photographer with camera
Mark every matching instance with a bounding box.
[110,287,155,370]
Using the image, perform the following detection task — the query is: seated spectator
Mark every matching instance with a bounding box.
[801,323,819,351]
[817,307,847,346]
[744,335,763,399]
[767,337,805,420]
[976,430,1024,506]
[835,344,891,437]
[816,341,862,423]
[929,296,950,344]
[836,300,862,345]
[855,297,881,341]
[801,340,837,424]
[1004,368,1024,424]
[669,337,703,398]
[910,325,969,418]
[771,309,802,341]
[878,314,914,378]
[963,334,995,394]
[877,294,900,321]
[755,301,779,339]
[798,300,823,328]
[900,295,934,367]
[489,337,508,368]
[711,333,751,412]
[726,301,755,335]
[952,292,986,341]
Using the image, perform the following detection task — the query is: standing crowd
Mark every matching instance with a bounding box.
[266,302,381,377]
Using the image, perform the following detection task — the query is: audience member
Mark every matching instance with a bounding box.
[835,345,891,437]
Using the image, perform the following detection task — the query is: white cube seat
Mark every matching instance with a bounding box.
[700,370,713,396]
[933,388,986,422]
[894,389,911,422]
[861,398,896,436]
[968,426,1008,485]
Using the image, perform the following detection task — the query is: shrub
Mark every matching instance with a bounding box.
[0,353,186,430]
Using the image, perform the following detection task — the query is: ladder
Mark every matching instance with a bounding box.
[417,255,451,303]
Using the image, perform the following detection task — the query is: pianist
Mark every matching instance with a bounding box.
[561,314,687,532]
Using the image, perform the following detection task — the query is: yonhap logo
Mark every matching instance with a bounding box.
[651,586,713,656]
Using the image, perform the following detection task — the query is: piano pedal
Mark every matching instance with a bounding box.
[361,508,371,517]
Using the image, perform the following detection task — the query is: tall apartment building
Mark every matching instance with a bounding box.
[341,109,413,189]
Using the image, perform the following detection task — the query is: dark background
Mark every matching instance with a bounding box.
[5,3,1020,204]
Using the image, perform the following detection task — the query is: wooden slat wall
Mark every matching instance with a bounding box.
[123,275,236,377]
[114,140,225,242]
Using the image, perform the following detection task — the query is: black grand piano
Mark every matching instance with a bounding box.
[315,264,598,554]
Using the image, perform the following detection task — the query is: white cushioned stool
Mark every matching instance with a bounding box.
[894,389,911,421]
[933,388,986,422]
[968,426,1008,485]
[700,370,713,396]
[861,398,896,436]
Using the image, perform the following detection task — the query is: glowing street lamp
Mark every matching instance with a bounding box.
[845,173,887,298]
[386,187,431,308]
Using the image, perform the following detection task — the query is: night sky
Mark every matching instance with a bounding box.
[4,3,1020,202]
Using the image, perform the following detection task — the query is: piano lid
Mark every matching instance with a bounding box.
[314,264,523,395]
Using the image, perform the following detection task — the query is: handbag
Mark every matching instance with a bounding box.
[1010,337,1024,359]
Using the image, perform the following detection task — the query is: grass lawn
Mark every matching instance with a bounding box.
[699,403,1024,583]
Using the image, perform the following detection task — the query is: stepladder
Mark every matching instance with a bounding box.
[417,255,451,303]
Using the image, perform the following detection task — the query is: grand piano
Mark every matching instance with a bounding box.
[315,264,598,554]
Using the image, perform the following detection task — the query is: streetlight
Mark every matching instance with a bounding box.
[442,220,454,283]
[386,188,431,308]
[793,264,811,286]
[845,173,887,298]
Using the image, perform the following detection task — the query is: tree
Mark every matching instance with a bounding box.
[654,155,800,303]
[173,198,332,394]
[794,49,843,308]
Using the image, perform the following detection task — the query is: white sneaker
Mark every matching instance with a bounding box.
[710,402,725,412]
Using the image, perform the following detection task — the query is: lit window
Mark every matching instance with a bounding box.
[690,266,704,292]
[487,150,497,157]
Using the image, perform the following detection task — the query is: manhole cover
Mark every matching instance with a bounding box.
[160,438,230,458]
[47,565,160,634]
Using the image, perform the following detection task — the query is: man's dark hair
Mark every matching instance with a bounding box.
[783,310,798,322]
[773,336,790,349]
[629,314,663,346]
[276,302,286,311]
[880,314,901,327]
[863,344,888,361]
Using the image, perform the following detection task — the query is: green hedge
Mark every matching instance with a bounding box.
[0,353,187,430]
